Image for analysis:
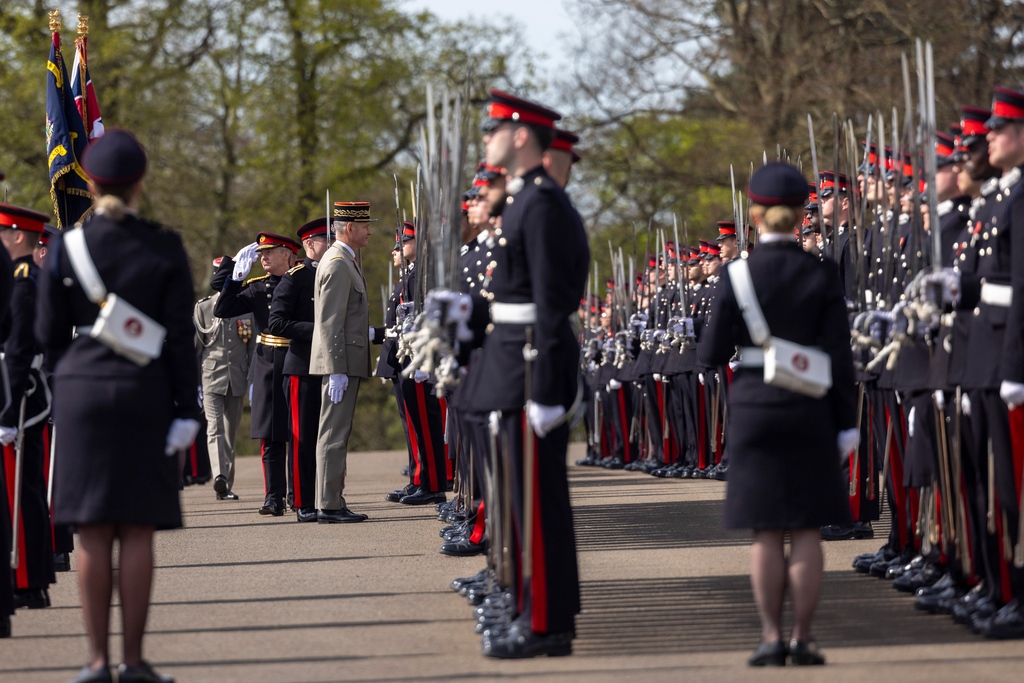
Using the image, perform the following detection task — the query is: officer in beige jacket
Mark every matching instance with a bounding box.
[309,201,374,523]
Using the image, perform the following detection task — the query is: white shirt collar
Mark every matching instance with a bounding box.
[334,240,355,259]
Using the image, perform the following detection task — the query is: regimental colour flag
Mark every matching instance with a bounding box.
[70,34,104,140]
[46,29,92,228]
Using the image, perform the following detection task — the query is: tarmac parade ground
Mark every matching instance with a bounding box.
[2,444,1021,682]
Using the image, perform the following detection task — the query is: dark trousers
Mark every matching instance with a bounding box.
[602,385,635,463]
[642,376,664,462]
[402,379,448,493]
[260,438,287,506]
[845,387,880,523]
[0,450,12,616]
[3,424,55,591]
[286,375,322,511]
[182,406,212,484]
[501,411,580,635]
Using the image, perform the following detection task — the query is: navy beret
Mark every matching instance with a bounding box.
[747,162,809,207]
[81,128,148,186]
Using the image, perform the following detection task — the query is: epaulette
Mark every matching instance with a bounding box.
[13,263,30,279]
[244,274,270,285]
[287,263,306,275]
[196,294,213,304]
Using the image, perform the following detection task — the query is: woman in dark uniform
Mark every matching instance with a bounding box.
[700,162,858,667]
[36,129,199,683]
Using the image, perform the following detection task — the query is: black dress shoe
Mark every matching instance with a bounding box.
[386,483,417,502]
[440,537,485,556]
[13,588,49,609]
[54,551,71,572]
[216,491,239,501]
[117,660,173,683]
[482,620,572,659]
[317,508,368,524]
[67,665,113,683]
[399,488,446,506]
[450,569,488,592]
[258,499,284,516]
[602,457,625,470]
[915,584,965,613]
[213,475,228,495]
[747,640,786,666]
[710,465,728,481]
[952,587,996,624]
[0,614,10,639]
[978,599,1024,638]
[193,475,211,485]
[295,508,318,523]
[894,564,944,593]
[788,639,825,665]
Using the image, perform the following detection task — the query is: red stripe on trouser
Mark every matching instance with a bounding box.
[885,406,909,547]
[407,411,422,486]
[617,389,631,463]
[995,493,1013,602]
[261,439,268,495]
[469,501,486,544]
[1010,406,1024,501]
[415,382,437,491]
[3,445,28,588]
[697,383,707,469]
[290,376,303,509]
[189,441,198,476]
[524,414,548,633]
[440,398,452,481]
[657,383,668,463]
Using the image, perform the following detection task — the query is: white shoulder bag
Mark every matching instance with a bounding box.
[63,228,166,367]
[728,259,832,398]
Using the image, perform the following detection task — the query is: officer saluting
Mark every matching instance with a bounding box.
[214,232,300,516]
[268,217,330,523]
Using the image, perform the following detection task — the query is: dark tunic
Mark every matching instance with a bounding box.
[37,214,199,529]
[701,239,856,530]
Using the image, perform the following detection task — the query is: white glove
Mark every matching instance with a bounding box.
[414,369,429,383]
[231,242,259,281]
[907,407,915,438]
[1000,380,1024,408]
[933,390,945,411]
[961,392,971,417]
[368,327,376,342]
[0,426,17,446]
[197,386,204,409]
[328,373,349,404]
[249,383,253,403]
[607,379,622,391]
[527,401,566,438]
[837,428,860,455]
[698,372,705,386]
[164,418,200,456]
[918,267,961,306]
[652,373,661,382]
[728,361,739,372]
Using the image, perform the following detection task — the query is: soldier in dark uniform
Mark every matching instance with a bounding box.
[702,162,857,666]
[0,217,12,637]
[214,231,300,517]
[37,128,199,683]
[0,203,55,611]
[268,217,329,523]
[445,90,588,658]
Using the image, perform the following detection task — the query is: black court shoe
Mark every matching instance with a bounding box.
[788,639,825,665]
[747,640,786,666]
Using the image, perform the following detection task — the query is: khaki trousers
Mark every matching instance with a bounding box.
[315,376,361,510]
[202,388,244,490]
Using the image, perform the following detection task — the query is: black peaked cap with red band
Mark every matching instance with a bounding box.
[255,232,300,254]
[296,217,328,241]
[986,85,1024,129]
[482,89,562,132]
[551,128,581,163]
[0,203,49,233]
[961,105,992,146]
